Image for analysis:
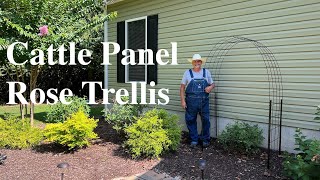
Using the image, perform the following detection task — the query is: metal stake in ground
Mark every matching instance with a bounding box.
[199,97,207,179]
[267,100,272,169]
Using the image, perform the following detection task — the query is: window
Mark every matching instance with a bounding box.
[117,15,158,84]
[125,17,146,82]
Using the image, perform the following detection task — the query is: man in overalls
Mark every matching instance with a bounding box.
[180,54,215,148]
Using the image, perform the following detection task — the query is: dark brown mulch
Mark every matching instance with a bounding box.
[0,144,159,180]
[153,132,284,180]
[0,119,284,180]
[0,118,159,180]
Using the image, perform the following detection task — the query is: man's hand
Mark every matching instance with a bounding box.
[205,84,215,93]
[180,84,187,110]
[181,100,187,109]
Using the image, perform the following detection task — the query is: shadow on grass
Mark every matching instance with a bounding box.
[0,113,20,119]
[33,112,48,122]
[0,112,47,122]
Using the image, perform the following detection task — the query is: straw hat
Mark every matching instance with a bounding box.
[188,54,207,64]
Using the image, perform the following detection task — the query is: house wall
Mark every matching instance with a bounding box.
[107,0,320,151]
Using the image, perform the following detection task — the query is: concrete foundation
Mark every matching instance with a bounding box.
[170,110,320,153]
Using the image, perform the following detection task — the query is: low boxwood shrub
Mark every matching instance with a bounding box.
[0,117,43,149]
[219,121,264,154]
[143,108,181,151]
[46,96,90,123]
[283,128,320,179]
[124,108,181,158]
[44,110,98,150]
[104,96,146,135]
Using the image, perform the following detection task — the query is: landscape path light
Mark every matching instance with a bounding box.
[0,154,7,165]
[199,158,206,180]
[57,162,70,180]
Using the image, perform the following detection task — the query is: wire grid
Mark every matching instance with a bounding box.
[204,36,283,169]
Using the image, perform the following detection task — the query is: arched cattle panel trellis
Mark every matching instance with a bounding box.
[204,36,283,169]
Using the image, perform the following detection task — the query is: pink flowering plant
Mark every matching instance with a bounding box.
[0,0,117,124]
[1,0,117,64]
[38,25,49,36]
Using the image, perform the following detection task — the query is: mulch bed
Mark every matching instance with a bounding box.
[0,119,284,180]
[154,132,284,180]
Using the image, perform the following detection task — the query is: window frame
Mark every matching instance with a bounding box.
[124,16,148,83]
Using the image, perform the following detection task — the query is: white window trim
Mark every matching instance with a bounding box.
[124,16,148,83]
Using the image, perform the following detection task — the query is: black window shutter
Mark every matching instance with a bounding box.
[117,21,125,83]
[147,15,158,84]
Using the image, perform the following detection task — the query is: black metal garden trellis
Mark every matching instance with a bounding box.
[204,36,283,169]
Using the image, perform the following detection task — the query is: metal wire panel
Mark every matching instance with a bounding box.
[204,36,283,169]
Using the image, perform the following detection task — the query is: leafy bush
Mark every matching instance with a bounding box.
[46,96,90,123]
[219,121,264,154]
[104,96,147,134]
[44,110,98,150]
[0,117,43,149]
[124,108,181,158]
[143,108,181,151]
[283,128,320,179]
[0,0,117,120]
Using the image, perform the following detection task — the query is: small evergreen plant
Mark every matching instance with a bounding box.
[44,110,98,150]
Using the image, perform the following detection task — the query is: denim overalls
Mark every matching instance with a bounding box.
[185,68,210,143]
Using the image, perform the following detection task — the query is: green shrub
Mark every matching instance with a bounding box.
[283,128,320,179]
[219,121,264,154]
[46,96,90,123]
[104,96,147,135]
[44,110,98,150]
[124,108,181,158]
[0,117,43,149]
[143,108,181,151]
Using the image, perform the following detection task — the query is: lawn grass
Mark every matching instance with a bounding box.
[0,104,49,126]
[0,104,104,122]
[0,104,49,118]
